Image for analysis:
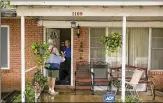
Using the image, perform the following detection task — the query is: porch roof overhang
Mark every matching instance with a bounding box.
[10,0,163,6]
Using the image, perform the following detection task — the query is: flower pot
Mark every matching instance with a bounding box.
[38,47,44,55]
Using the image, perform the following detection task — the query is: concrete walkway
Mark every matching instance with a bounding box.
[39,89,163,102]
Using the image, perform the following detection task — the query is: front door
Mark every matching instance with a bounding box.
[45,28,72,85]
[46,28,60,51]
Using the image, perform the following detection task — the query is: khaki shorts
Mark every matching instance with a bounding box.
[47,69,59,79]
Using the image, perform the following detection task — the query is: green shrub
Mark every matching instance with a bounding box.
[116,96,141,103]
[13,82,35,102]
[13,94,21,102]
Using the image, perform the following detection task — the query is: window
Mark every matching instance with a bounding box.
[90,27,149,68]
[128,28,149,68]
[107,28,149,68]
[90,28,106,62]
[1,26,10,69]
[151,28,163,70]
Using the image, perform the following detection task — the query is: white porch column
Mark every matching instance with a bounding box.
[148,28,152,71]
[21,16,25,102]
[121,16,127,102]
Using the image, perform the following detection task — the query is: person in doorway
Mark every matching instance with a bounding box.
[46,39,65,95]
[63,40,71,83]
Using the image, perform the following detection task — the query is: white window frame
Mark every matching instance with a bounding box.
[1,25,10,69]
[89,27,151,69]
[89,27,106,62]
[150,27,163,71]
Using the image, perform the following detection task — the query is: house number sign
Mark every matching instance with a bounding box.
[72,12,83,16]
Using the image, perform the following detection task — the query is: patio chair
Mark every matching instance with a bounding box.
[74,61,92,95]
[110,65,148,95]
[125,69,144,98]
[91,61,111,95]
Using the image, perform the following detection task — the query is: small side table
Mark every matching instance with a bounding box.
[148,75,163,100]
[147,78,155,100]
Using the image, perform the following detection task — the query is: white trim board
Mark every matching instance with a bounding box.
[11,1,163,6]
[15,6,163,16]
[1,25,10,70]
[41,21,163,28]
[71,28,74,86]
[88,27,90,63]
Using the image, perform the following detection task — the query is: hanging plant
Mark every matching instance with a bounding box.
[100,32,122,55]
[31,42,50,67]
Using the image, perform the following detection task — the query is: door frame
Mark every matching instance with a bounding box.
[43,27,74,86]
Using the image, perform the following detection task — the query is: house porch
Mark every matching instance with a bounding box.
[2,2,163,102]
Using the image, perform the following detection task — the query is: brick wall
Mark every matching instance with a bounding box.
[1,19,21,92]
[1,18,43,92]
[73,27,89,88]
[25,19,43,81]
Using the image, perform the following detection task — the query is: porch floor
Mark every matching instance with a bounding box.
[39,89,163,102]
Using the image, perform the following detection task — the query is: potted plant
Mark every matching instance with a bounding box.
[100,32,122,55]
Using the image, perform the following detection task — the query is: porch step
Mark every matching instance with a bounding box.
[75,86,91,90]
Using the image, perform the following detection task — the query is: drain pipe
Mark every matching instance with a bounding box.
[0,21,1,103]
